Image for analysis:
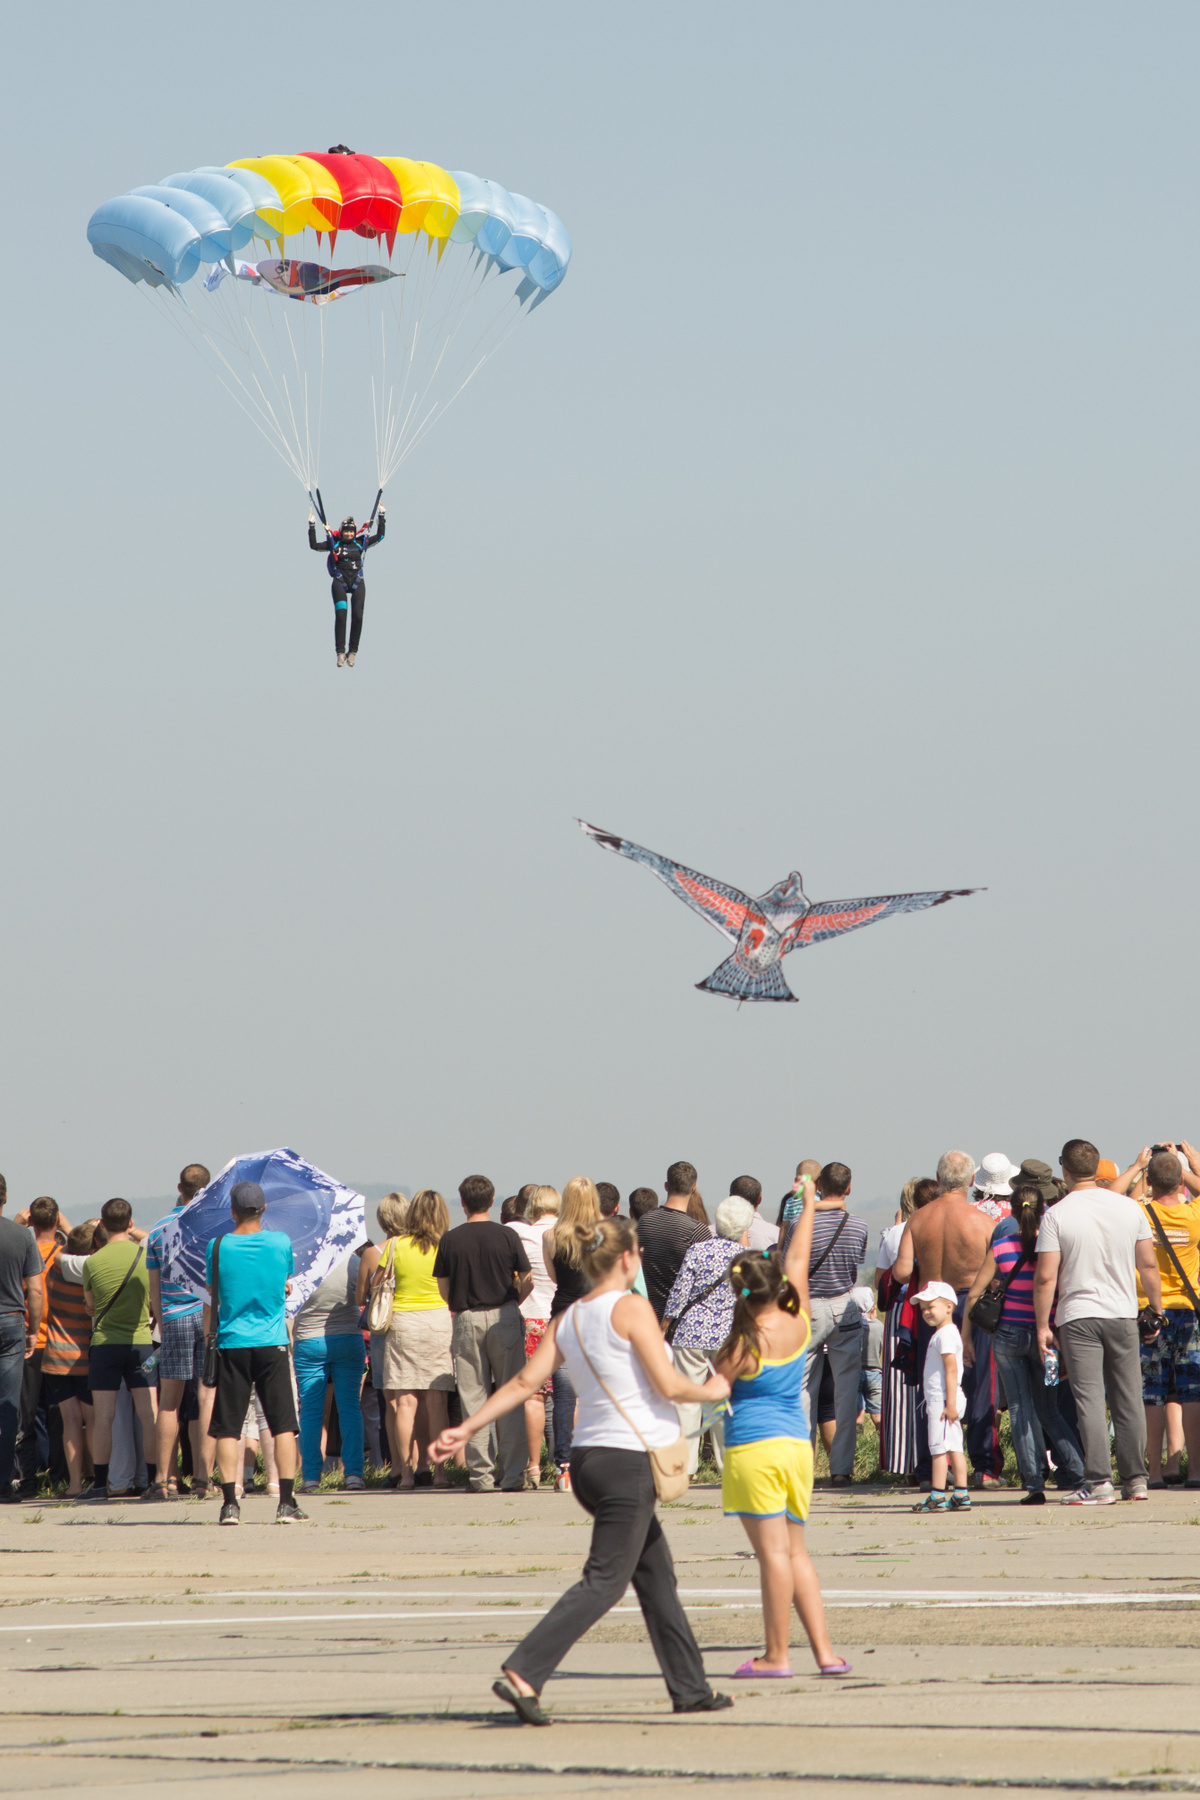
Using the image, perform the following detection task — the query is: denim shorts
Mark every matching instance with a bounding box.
[859,1368,883,1416]
[1141,1308,1200,1405]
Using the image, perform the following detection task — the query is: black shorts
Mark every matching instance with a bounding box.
[43,1373,92,1408]
[208,1345,298,1440]
[89,1342,158,1392]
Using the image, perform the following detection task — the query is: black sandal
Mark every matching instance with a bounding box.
[492,1676,550,1726]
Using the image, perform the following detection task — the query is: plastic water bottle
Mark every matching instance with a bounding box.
[1043,1347,1059,1387]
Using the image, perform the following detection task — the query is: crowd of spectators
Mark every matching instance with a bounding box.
[1,1138,1196,1511]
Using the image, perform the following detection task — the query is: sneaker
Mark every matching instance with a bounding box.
[344,1474,365,1491]
[276,1497,309,1524]
[1062,1481,1117,1506]
[1123,1480,1150,1502]
[218,1498,241,1527]
[554,1468,572,1493]
[337,652,347,667]
[1020,1491,1047,1506]
[346,652,356,666]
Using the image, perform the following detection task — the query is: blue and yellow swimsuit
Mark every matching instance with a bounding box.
[721,1314,814,1523]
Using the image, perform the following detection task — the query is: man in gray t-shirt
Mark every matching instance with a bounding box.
[783,1163,868,1484]
[0,1180,44,1502]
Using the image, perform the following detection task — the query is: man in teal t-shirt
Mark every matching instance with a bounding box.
[204,1182,303,1528]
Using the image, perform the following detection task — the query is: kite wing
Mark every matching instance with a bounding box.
[578,820,752,943]
[780,888,982,955]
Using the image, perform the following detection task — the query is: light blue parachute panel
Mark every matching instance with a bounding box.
[87,195,203,286]
[447,170,493,245]
[526,206,571,293]
[158,170,264,251]
[471,179,519,258]
[129,186,233,263]
[157,1146,366,1318]
[496,193,546,271]
[194,164,285,240]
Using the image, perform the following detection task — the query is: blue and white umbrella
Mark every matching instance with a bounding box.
[158,1147,365,1317]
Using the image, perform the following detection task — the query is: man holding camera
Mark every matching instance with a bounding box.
[1034,1139,1161,1505]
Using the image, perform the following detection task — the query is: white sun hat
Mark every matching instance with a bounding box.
[975,1152,1021,1197]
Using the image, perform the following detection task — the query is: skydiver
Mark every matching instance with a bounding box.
[308,508,386,667]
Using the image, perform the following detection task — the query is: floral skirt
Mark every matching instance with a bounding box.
[524,1318,553,1399]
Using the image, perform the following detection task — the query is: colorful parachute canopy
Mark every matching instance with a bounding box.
[86,149,571,497]
[88,151,570,298]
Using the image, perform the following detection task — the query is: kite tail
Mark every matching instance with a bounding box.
[696,955,797,1003]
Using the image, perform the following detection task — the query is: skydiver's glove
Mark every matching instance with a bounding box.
[308,511,315,523]
[378,506,386,519]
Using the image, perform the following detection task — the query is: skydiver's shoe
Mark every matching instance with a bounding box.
[346,652,356,666]
[337,652,347,667]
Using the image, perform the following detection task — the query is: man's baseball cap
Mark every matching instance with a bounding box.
[913,1280,958,1306]
[1095,1160,1118,1187]
[230,1181,267,1213]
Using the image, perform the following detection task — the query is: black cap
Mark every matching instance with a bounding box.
[230,1181,266,1214]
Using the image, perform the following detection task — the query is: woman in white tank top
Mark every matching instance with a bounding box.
[433,1207,731,1727]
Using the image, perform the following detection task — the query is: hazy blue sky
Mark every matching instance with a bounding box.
[3,4,1199,1235]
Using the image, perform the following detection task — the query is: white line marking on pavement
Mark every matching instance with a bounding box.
[2,1591,1198,1636]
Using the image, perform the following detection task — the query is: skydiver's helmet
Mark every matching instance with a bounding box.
[339,517,357,538]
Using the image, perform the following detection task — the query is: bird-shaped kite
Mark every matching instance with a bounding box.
[579,820,981,1003]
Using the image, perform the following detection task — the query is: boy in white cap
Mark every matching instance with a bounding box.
[912,1281,969,1513]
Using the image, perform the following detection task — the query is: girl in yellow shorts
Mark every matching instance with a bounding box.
[715,1177,851,1679]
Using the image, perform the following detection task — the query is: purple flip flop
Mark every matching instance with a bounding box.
[734,1658,794,1678]
[819,1657,853,1677]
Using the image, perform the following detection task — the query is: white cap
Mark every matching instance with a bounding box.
[913,1280,958,1306]
[975,1153,1020,1196]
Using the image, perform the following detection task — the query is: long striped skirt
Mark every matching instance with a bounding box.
[880,1296,916,1475]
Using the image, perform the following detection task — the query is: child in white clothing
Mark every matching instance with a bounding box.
[912,1281,969,1513]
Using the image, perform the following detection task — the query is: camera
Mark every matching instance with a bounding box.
[1150,1144,1176,1157]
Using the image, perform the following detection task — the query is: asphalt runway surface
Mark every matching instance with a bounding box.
[4,1479,1200,1796]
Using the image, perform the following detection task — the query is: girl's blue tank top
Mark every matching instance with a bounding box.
[723,1314,810,1448]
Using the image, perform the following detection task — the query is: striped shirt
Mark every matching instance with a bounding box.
[990,1219,1035,1325]
[42,1253,91,1376]
[781,1208,869,1297]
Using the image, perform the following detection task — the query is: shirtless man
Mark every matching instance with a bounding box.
[892,1152,992,1293]
[892,1151,1003,1486]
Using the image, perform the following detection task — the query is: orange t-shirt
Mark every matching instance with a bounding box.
[30,1238,58,1349]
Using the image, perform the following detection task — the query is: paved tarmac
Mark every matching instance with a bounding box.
[4,1478,1200,1796]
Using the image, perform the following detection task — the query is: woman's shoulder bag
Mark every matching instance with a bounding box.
[968,1243,1029,1336]
[367,1236,398,1334]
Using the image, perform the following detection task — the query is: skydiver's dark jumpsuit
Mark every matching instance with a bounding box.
[308,516,385,655]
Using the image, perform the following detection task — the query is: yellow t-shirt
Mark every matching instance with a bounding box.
[1137,1198,1200,1308]
[390,1236,447,1312]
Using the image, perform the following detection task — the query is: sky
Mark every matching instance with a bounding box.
[2,3,1199,1237]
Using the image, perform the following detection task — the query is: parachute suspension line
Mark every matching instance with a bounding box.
[384,250,496,471]
[378,254,524,484]
[204,275,314,489]
[264,293,316,494]
[202,272,318,493]
[139,285,310,490]
[379,246,499,479]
